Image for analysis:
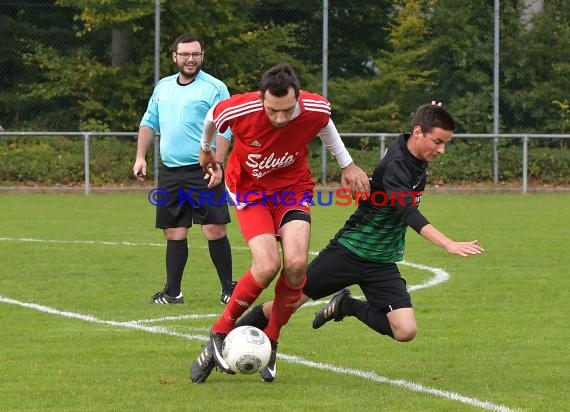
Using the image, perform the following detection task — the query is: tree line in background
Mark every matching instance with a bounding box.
[1,0,569,135]
[0,0,569,187]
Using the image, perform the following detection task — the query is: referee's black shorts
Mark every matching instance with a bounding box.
[156,164,231,229]
[303,240,413,313]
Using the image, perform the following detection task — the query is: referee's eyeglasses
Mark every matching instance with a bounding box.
[175,51,204,61]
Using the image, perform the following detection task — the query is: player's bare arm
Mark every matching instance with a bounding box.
[214,134,231,164]
[419,224,485,257]
[133,125,154,177]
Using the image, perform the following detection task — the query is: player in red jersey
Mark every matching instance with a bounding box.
[190,63,370,383]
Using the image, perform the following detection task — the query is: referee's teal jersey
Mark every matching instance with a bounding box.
[140,71,232,167]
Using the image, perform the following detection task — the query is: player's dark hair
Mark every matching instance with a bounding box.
[412,103,456,133]
[171,33,203,52]
[259,64,301,100]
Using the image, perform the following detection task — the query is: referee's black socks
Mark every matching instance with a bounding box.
[165,239,188,297]
[208,236,233,290]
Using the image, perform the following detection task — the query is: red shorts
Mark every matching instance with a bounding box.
[235,191,312,241]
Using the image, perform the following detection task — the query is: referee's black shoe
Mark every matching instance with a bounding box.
[148,290,184,304]
[220,281,237,305]
[312,288,352,329]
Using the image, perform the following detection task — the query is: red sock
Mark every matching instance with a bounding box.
[264,274,306,342]
[213,270,265,334]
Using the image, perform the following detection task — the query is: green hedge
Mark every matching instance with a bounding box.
[0,136,568,186]
[0,136,151,186]
[310,138,570,185]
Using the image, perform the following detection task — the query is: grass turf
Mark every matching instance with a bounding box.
[0,192,568,411]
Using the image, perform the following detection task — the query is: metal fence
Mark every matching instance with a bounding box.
[1,131,568,195]
[0,131,158,193]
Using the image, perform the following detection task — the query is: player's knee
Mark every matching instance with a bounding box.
[387,307,416,342]
[253,256,282,278]
[393,325,417,342]
[282,257,307,278]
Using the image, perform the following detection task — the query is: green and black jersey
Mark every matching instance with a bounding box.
[335,134,430,263]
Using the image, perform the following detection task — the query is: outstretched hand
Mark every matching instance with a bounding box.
[444,240,485,257]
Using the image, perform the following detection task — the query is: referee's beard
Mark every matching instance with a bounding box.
[179,64,201,82]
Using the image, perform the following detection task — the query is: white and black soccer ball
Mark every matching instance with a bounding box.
[222,326,271,374]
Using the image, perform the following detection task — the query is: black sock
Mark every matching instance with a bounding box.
[165,239,188,297]
[235,305,269,330]
[208,236,233,290]
[345,297,394,338]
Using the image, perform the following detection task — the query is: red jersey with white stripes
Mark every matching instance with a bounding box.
[213,90,331,197]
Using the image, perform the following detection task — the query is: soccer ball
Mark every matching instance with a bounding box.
[222,326,272,374]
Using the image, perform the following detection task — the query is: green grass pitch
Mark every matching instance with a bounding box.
[0,192,568,411]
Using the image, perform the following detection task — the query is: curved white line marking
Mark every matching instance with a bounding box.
[0,295,516,412]
[0,237,450,293]
[402,260,450,292]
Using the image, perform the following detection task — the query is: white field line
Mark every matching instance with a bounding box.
[298,259,449,308]
[0,236,449,313]
[0,295,206,341]
[133,314,218,324]
[0,237,167,247]
[280,352,517,412]
[0,236,449,297]
[0,295,516,412]
[0,237,514,411]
